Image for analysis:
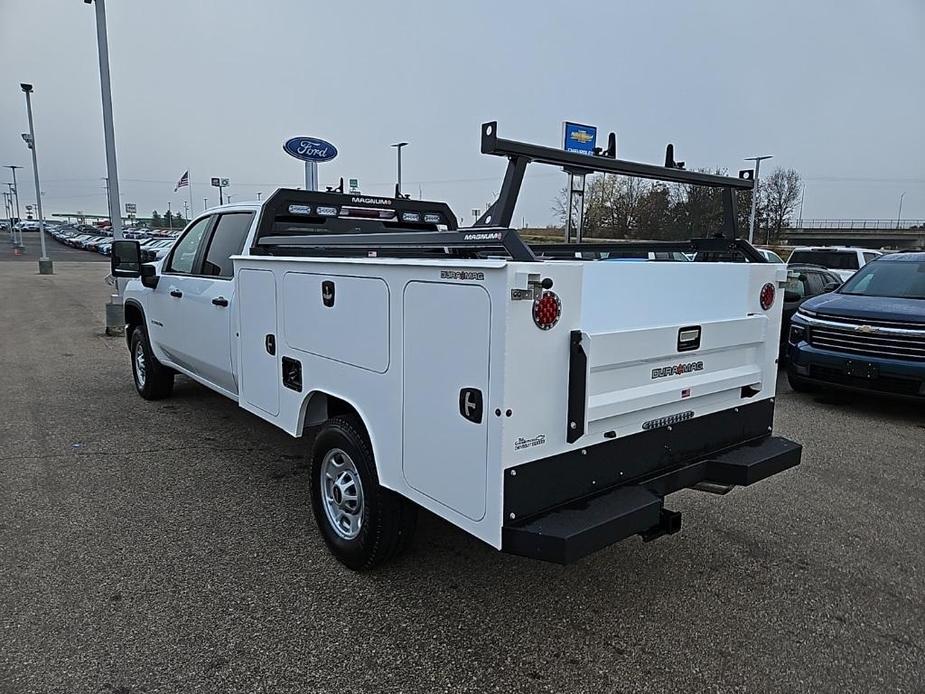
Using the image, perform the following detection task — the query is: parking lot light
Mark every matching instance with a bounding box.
[5,165,24,247]
[20,83,52,274]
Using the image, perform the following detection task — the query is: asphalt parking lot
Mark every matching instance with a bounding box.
[2,232,107,263]
[1,262,922,694]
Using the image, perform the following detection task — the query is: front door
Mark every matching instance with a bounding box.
[154,211,255,395]
[148,215,214,370]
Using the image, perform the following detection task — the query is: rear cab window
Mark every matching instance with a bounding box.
[788,250,859,270]
[202,212,256,278]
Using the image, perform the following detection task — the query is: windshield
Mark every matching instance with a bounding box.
[839,259,925,299]
[789,250,859,270]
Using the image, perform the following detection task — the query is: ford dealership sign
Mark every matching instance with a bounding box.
[283,137,338,162]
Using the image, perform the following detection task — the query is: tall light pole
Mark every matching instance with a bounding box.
[85,0,122,244]
[21,84,52,273]
[3,192,11,242]
[85,0,125,332]
[744,155,773,244]
[391,142,408,198]
[6,185,20,246]
[896,192,906,229]
[203,197,208,212]
[5,165,23,247]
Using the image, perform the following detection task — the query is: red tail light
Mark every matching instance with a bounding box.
[533,291,561,330]
[760,283,775,310]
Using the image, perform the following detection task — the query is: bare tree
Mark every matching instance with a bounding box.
[551,166,802,242]
[760,167,802,242]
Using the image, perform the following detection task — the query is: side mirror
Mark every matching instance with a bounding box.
[111,240,141,277]
[823,281,841,292]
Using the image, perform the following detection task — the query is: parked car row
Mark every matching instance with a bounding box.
[48,223,178,258]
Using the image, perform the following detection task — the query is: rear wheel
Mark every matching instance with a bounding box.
[130,326,174,400]
[310,415,416,570]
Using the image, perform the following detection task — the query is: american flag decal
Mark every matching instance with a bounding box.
[681,388,691,399]
[174,170,189,192]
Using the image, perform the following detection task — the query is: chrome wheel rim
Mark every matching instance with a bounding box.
[320,448,364,540]
[134,341,147,388]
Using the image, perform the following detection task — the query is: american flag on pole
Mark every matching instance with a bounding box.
[174,170,189,192]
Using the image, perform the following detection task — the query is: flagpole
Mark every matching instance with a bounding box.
[187,168,194,223]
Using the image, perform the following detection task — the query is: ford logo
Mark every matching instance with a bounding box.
[283,136,338,163]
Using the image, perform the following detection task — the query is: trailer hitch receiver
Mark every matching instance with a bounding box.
[641,508,682,542]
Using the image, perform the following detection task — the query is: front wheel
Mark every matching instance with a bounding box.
[310,415,416,570]
[130,326,174,400]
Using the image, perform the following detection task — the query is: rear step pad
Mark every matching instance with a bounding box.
[706,436,802,486]
[502,485,662,564]
[502,436,802,564]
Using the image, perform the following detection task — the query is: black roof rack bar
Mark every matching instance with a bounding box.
[252,188,459,248]
[531,237,767,263]
[255,228,538,262]
[475,121,754,231]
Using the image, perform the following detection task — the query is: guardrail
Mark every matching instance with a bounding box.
[792,219,925,230]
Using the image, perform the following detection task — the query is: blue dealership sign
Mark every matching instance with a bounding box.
[283,137,338,162]
[562,122,597,156]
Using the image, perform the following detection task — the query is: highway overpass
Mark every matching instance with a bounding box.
[781,219,925,249]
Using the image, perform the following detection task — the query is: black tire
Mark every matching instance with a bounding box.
[786,368,815,393]
[129,326,174,400]
[310,414,417,570]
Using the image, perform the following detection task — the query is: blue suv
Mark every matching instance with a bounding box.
[787,251,925,399]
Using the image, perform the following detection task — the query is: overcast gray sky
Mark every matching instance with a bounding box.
[1,0,923,226]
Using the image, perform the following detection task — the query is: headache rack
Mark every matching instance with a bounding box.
[252,121,765,264]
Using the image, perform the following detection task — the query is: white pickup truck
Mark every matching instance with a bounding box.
[111,123,801,569]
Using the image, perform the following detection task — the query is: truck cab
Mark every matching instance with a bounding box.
[121,204,260,398]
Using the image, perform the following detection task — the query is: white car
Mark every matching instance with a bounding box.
[756,248,785,264]
[110,122,801,570]
[787,246,882,282]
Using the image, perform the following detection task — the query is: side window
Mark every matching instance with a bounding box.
[804,271,825,295]
[784,272,807,299]
[166,217,212,274]
[201,212,255,278]
[863,252,878,264]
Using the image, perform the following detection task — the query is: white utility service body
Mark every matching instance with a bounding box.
[229,251,786,550]
[115,122,801,567]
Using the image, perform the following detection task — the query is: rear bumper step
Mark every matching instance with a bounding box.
[502,435,801,564]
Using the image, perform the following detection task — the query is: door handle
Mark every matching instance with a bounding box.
[169,289,183,298]
[459,388,483,424]
[211,296,229,307]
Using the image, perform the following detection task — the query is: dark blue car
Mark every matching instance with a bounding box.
[787,251,925,399]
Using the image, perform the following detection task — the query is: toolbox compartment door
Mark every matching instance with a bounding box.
[238,269,280,417]
[402,281,490,521]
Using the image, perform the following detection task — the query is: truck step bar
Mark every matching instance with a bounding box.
[502,435,802,564]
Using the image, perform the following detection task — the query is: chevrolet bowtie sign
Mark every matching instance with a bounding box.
[562,121,597,155]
